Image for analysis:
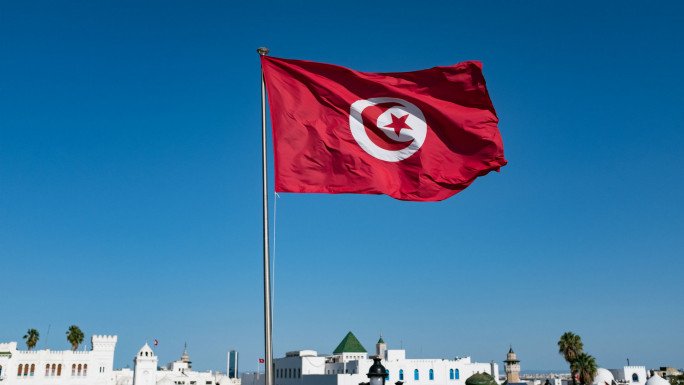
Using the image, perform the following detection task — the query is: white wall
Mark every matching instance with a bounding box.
[0,336,117,385]
[609,366,647,385]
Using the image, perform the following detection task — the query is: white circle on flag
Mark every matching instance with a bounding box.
[349,97,427,162]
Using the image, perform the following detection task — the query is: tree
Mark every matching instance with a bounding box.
[669,375,684,385]
[558,332,584,385]
[22,329,40,350]
[66,325,84,351]
[571,353,598,385]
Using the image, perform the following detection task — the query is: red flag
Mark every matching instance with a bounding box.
[259,358,265,363]
[154,339,158,346]
[262,56,506,202]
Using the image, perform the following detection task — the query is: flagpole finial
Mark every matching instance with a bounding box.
[257,47,270,56]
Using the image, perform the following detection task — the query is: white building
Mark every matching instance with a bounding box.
[243,332,499,385]
[0,335,118,385]
[554,366,648,385]
[113,343,236,385]
[608,366,648,385]
[0,335,238,385]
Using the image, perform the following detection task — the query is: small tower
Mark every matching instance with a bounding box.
[504,346,521,383]
[375,333,387,359]
[181,342,192,369]
[133,343,158,385]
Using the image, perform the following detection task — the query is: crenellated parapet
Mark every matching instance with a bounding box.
[0,342,18,351]
[16,350,41,356]
[91,335,118,351]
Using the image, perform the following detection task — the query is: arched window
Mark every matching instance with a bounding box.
[633,374,639,382]
[72,364,76,376]
[429,369,434,380]
[30,364,35,376]
[455,369,460,379]
[18,364,23,376]
[46,364,50,376]
[24,364,29,376]
[140,352,143,356]
[450,369,454,380]
[52,363,56,376]
[58,364,62,376]
[83,364,87,376]
[78,364,82,376]
[145,352,148,357]
[415,369,420,380]
[400,370,404,381]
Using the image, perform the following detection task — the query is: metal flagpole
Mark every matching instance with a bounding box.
[257,46,274,385]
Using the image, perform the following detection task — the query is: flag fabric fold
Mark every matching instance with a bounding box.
[262,56,506,202]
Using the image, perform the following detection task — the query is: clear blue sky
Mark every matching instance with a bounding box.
[1,0,683,374]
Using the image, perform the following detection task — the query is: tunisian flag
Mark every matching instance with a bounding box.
[262,56,506,202]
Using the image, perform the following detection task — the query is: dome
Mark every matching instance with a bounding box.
[645,374,669,385]
[466,372,497,385]
[592,368,615,385]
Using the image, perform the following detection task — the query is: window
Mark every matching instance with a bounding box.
[0,364,3,376]
[72,364,76,376]
[400,370,404,381]
[455,369,460,380]
[633,374,639,382]
[84,364,87,376]
[415,369,419,380]
[46,364,50,376]
[429,369,434,380]
[58,364,62,376]
[52,363,56,376]
[24,364,29,376]
[30,364,35,376]
[18,364,23,376]
[78,364,82,376]
[450,369,454,380]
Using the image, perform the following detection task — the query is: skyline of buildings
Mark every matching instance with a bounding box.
[1,330,680,385]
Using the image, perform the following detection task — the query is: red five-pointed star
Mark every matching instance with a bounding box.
[384,113,412,136]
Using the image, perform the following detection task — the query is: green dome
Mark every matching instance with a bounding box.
[465,373,497,385]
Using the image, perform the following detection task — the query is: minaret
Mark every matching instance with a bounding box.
[133,343,158,385]
[375,333,387,359]
[504,346,520,383]
[181,342,191,369]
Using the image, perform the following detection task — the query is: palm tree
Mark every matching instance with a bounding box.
[22,329,40,350]
[571,353,598,385]
[66,325,84,351]
[558,332,584,385]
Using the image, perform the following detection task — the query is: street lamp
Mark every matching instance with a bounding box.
[367,356,387,385]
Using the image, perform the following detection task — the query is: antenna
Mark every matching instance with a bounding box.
[45,324,51,348]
